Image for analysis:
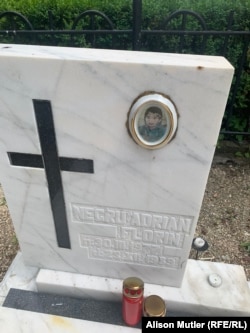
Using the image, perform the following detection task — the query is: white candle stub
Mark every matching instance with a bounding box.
[194,237,205,248]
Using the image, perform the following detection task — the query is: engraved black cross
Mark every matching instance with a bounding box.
[8,99,94,249]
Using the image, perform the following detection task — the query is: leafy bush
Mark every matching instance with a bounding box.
[0,0,249,137]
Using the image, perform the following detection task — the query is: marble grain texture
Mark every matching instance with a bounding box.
[36,259,250,316]
[0,307,139,333]
[0,44,234,287]
[1,254,249,318]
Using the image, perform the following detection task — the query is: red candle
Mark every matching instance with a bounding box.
[122,277,144,326]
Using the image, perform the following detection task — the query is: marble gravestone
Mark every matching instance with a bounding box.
[0,44,234,291]
[1,45,250,326]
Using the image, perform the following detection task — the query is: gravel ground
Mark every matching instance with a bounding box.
[0,149,250,282]
[190,153,250,280]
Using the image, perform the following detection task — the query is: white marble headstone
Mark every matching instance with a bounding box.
[0,44,233,287]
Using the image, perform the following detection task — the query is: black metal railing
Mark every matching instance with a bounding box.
[0,0,249,140]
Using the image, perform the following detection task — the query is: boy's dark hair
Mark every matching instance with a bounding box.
[144,106,162,119]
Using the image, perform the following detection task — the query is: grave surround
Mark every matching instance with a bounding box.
[0,252,249,329]
[1,45,250,330]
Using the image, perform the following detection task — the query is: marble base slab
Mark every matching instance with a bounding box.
[36,260,250,316]
[0,307,139,333]
[1,252,249,316]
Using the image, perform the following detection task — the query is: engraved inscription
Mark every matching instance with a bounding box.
[71,204,194,269]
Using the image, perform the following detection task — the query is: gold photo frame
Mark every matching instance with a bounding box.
[128,93,178,149]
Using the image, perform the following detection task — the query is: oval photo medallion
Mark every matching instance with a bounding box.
[128,93,178,149]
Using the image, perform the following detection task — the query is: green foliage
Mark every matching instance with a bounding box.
[0,0,249,136]
[0,197,6,206]
[0,1,248,31]
[11,234,19,246]
[240,241,250,253]
[235,151,250,158]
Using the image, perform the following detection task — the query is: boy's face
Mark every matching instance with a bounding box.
[145,112,162,129]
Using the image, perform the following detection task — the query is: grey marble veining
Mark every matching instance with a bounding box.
[0,44,234,287]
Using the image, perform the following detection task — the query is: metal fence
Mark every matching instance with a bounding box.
[0,1,249,140]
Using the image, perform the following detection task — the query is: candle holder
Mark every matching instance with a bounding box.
[192,237,209,259]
